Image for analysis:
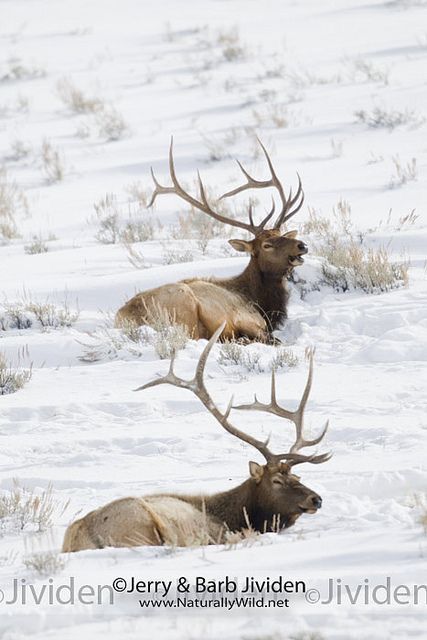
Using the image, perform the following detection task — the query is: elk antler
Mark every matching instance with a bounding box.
[221,138,305,229]
[147,138,304,236]
[233,350,331,466]
[135,324,330,467]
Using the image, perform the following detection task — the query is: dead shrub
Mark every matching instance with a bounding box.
[0,168,28,240]
[24,551,67,576]
[389,156,417,188]
[1,302,32,330]
[0,352,32,395]
[162,247,194,264]
[145,305,190,359]
[24,234,49,254]
[1,57,45,82]
[217,26,247,62]
[27,300,79,328]
[320,241,409,293]
[0,482,67,532]
[302,201,408,294]
[355,106,424,129]
[0,298,78,331]
[219,342,298,372]
[56,77,104,114]
[79,309,188,363]
[95,105,128,141]
[93,193,120,243]
[41,139,65,183]
[125,181,150,208]
[93,193,157,245]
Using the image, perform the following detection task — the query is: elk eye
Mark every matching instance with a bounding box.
[272,478,283,486]
[263,243,274,250]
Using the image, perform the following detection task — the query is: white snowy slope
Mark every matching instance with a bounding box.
[0,0,426,638]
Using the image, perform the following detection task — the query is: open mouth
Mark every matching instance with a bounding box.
[289,245,308,267]
[289,255,305,266]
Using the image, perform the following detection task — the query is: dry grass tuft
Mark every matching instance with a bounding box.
[41,139,65,183]
[56,77,104,114]
[0,352,32,395]
[95,105,128,141]
[24,551,67,576]
[93,193,157,245]
[79,308,188,363]
[1,57,45,82]
[216,26,247,62]
[302,201,409,294]
[24,234,49,254]
[389,155,417,188]
[321,241,409,294]
[219,342,298,372]
[0,297,79,331]
[355,106,424,130]
[0,168,28,240]
[144,305,190,359]
[0,482,68,533]
[414,494,427,534]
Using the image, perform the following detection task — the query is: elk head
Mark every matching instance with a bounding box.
[229,230,308,277]
[148,138,308,276]
[247,461,322,529]
[136,324,331,533]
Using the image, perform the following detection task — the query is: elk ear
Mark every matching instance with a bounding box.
[282,230,298,239]
[229,239,254,253]
[249,461,264,483]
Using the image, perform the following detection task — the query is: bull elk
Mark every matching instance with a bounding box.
[115,139,308,343]
[62,324,331,552]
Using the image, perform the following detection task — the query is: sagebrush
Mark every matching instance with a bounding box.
[0,482,68,533]
[0,353,32,395]
[302,201,409,294]
[0,169,28,240]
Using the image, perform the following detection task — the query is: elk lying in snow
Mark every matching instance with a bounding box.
[115,139,308,343]
[62,324,331,552]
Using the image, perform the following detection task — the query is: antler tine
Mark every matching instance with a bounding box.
[147,166,175,208]
[257,138,288,210]
[256,138,305,229]
[148,138,304,236]
[148,138,257,235]
[194,322,225,386]
[258,196,276,230]
[219,138,304,233]
[274,173,305,228]
[134,322,225,395]
[134,350,181,392]
[248,201,255,228]
[219,159,268,200]
[233,351,331,466]
[136,321,313,465]
[257,141,305,229]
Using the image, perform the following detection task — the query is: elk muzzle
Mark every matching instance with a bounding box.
[289,241,308,267]
[298,492,322,514]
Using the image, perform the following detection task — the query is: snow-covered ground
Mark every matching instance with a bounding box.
[1,0,426,637]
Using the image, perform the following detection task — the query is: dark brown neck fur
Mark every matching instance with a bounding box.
[172,478,277,533]
[215,258,290,331]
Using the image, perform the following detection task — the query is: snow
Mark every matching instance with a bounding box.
[1,0,426,638]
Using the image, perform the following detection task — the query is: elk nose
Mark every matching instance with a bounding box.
[311,496,322,509]
[298,242,308,253]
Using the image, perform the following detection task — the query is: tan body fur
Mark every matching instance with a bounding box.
[62,495,223,552]
[115,278,266,341]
